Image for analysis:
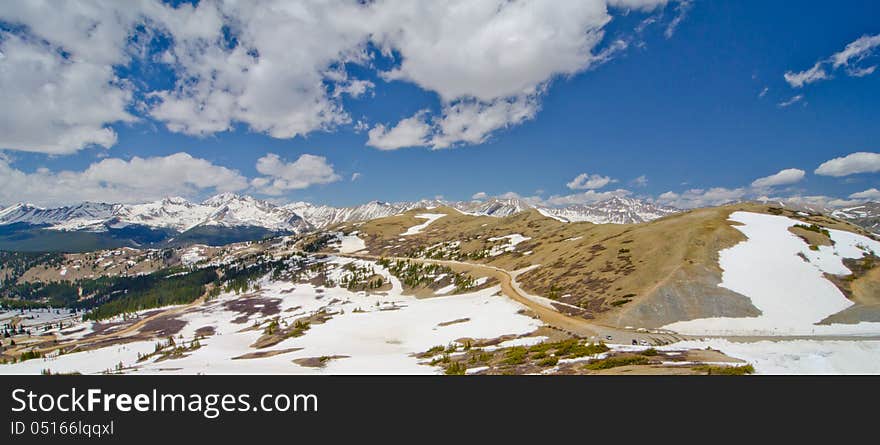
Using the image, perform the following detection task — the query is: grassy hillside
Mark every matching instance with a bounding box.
[349,203,880,328]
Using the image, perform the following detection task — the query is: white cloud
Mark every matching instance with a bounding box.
[543,189,632,206]
[655,187,746,208]
[607,0,671,12]
[0,0,680,154]
[750,168,805,189]
[849,65,877,77]
[566,172,616,190]
[430,96,540,148]
[783,63,828,88]
[832,34,880,70]
[632,175,649,187]
[758,86,769,98]
[766,194,860,209]
[0,153,247,207]
[663,0,692,39]
[373,1,613,102]
[785,33,880,88]
[815,152,880,177]
[471,192,488,200]
[252,153,341,195]
[366,112,432,150]
[0,32,135,154]
[778,94,804,108]
[146,1,365,139]
[351,172,362,181]
[849,188,880,201]
[367,97,540,150]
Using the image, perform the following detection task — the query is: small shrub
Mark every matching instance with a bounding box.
[538,356,559,367]
[444,361,467,375]
[584,355,649,370]
[694,364,754,375]
[503,347,528,365]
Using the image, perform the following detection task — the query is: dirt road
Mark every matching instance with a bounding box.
[342,253,880,344]
[341,253,690,345]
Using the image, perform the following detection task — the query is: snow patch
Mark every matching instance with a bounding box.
[401,213,446,236]
[664,212,880,336]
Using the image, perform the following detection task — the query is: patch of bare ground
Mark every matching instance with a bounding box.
[232,347,303,360]
[223,295,281,324]
[139,314,188,337]
[437,318,470,327]
[293,355,349,368]
[194,326,216,337]
[788,225,834,248]
[821,255,880,324]
[251,310,333,349]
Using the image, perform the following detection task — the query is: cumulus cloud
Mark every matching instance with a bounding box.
[849,188,880,201]
[750,168,805,189]
[785,33,880,88]
[566,172,616,190]
[655,187,747,208]
[0,32,135,154]
[632,175,649,187]
[0,153,247,207]
[366,112,432,150]
[544,189,632,206]
[764,194,860,209]
[252,153,341,195]
[369,95,541,150]
[471,192,488,200]
[0,1,681,155]
[815,152,880,177]
[429,96,540,148]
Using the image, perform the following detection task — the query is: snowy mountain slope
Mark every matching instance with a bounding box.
[114,197,214,232]
[0,194,312,235]
[535,196,679,224]
[0,194,681,242]
[451,198,534,217]
[284,201,418,229]
[0,202,120,231]
[831,202,880,233]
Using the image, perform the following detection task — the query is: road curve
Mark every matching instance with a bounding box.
[340,253,690,345]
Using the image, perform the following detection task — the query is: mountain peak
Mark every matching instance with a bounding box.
[202,192,250,206]
[162,196,191,205]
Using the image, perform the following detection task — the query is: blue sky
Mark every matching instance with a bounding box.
[0,0,878,208]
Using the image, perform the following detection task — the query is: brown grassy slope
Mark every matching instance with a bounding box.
[351,203,880,329]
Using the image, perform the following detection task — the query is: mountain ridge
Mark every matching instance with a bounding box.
[0,194,682,234]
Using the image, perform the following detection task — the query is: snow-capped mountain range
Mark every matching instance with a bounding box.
[7,192,878,238]
[831,202,880,233]
[536,196,679,224]
[0,194,679,235]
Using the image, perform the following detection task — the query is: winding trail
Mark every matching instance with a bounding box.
[342,253,880,344]
[341,253,689,345]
